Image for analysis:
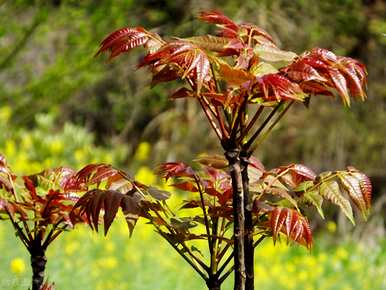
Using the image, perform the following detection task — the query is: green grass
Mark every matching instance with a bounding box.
[0,219,385,290]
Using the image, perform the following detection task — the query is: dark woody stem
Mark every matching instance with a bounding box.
[30,239,46,290]
[225,148,246,290]
[240,153,254,290]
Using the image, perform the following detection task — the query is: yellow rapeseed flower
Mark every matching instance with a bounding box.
[5,140,16,156]
[74,149,85,162]
[0,106,12,122]
[10,258,26,275]
[104,241,115,253]
[318,253,327,263]
[298,270,308,281]
[49,139,64,154]
[134,142,151,161]
[335,247,349,260]
[99,257,118,269]
[135,166,156,185]
[326,221,337,233]
[64,241,80,256]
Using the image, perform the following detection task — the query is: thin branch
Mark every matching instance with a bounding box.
[253,235,266,248]
[249,101,294,152]
[42,217,65,249]
[43,225,67,247]
[201,95,219,118]
[243,105,264,138]
[215,106,230,139]
[217,240,231,262]
[219,264,234,284]
[244,102,284,150]
[217,247,234,277]
[229,99,247,141]
[5,209,30,250]
[22,220,34,241]
[210,63,221,93]
[193,174,213,255]
[217,217,227,245]
[210,216,219,273]
[198,98,223,140]
[157,230,208,281]
[217,236,266,282]
[152,210,209,272]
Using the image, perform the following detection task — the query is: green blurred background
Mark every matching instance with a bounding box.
[0,0,385,289]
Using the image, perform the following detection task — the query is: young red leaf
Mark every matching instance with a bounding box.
[185,35,242,55]
[71,189,143,235]
[0,155,16,196]
[40,281,55,290]
[169,87,194,99]
[318,177,355,224]
[218,62,255,85]
[282,48,367,106]
[171,181,199,192]
[195,154,228,169]
[281,61,327,83]
[156,162,195,180]
[97,27,164,59]
[268,207,312,249]
[337,168,372,218]
[66,163,133,193]
[239,23,276,46]
[250,74,305,102]
[328,68,351,106]
[198,10,239,38]
[253,44,297,63]
[151,65,180,87]
[141,41,212,92]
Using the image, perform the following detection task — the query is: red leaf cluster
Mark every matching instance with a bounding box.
[249,74,305,102]
[96,27,163,58]
[269,207,312,249]
[282,48,367,106]
[156,162,195,181]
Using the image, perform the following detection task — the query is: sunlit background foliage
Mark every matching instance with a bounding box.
[0,0,385,289]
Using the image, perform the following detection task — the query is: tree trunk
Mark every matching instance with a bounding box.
[31,249,47,290]
[241,154,254,290]
[225,148,245,290]
[207,278,221,290]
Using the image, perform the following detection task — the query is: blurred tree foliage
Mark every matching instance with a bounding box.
[0,0,385,179]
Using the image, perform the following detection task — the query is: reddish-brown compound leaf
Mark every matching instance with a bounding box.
[141,41,212,92]
[337,168,372,218]
[198,10,239,38]
[72,189,143,235]
[0,155,16,196]
[66,164,133,193]
[250,74,305,102]
[40,281,55,290]
[317,175,355,224]
[268,207,312,249]
[218,62,255,85]
[156,162,195,180]
[171,182,199,192]
[194,154,228,169]
[282,48,367,106]
[97,27,164,59]
[169,87,194,99]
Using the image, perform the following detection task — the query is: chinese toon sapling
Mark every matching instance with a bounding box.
[0,155,87,290]
[72,153,371,290]
[95,10,368,290]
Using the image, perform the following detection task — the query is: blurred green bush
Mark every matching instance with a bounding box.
[0,106,127,174]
